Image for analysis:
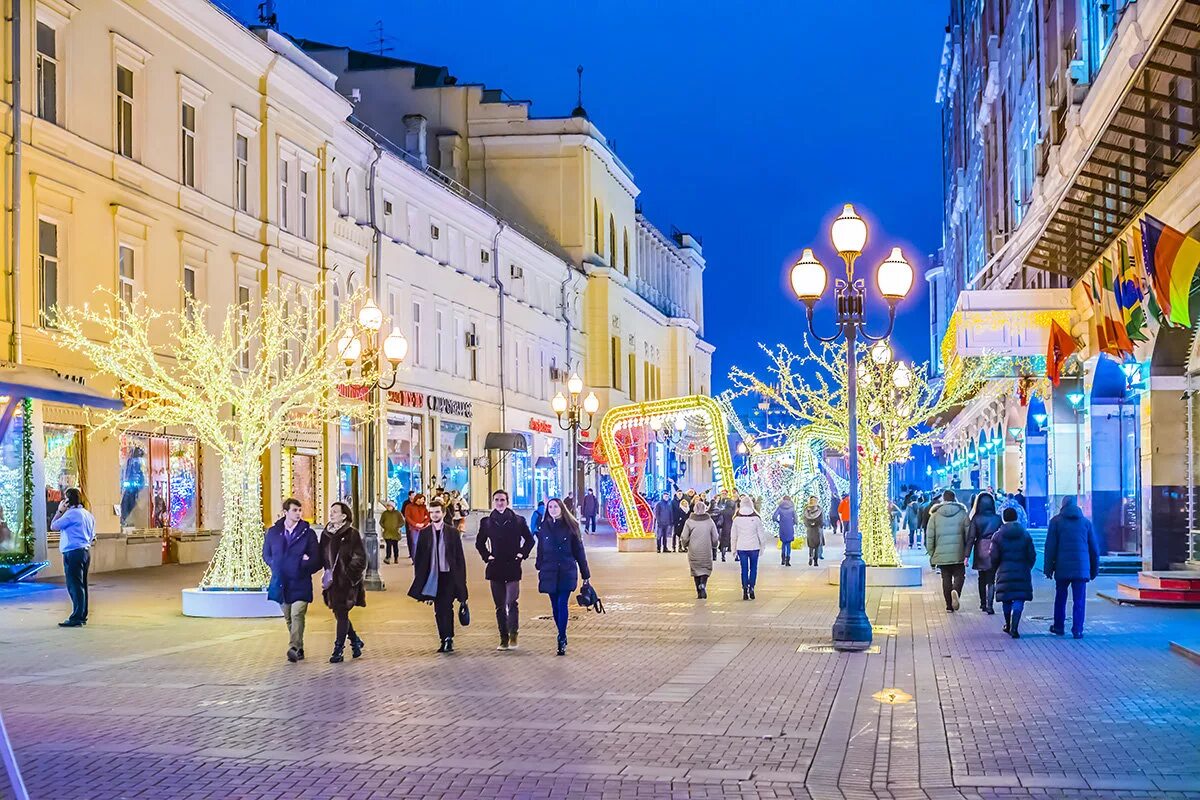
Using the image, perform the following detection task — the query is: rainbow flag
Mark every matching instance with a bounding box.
[1141,215,1200,327]
[1116,236,1149,344]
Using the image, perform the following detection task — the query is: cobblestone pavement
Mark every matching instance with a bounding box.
[2,536,1199,800]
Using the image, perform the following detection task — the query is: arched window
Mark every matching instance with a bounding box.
[623,229,630,277]
[593,199,602,255]
[331,158,344,214]
[331,280,341,325]
[609,215,617,271]
[343,169,354,217]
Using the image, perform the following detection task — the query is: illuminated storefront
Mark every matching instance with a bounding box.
[386,410,423,506]
[510,418,564,508]
[118,432,200,531]
[43,423,85,524]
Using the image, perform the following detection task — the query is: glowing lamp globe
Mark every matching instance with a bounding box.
[583,392,600,415]
[551,392,568,414]
[649,417,663,431]
[892,362,913,388]
[567,373,584,395]
[736,441,748,454]
[877,247,914,300]
[338,333,361,365]
[831,204,868,256]
[1066,390,1085,409]
[357,298,384,331]
[382,328,408,364]
[789,248,827,301]
[674,415,687,431]
[870,341,892,364]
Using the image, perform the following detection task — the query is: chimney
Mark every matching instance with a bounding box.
[403,114,428,169]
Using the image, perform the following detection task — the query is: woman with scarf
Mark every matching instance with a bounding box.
[680,498,720,598]
[407,499,469,653]
[320,501,366,663]
[802,496,825,566]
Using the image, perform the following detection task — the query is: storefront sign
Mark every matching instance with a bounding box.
[529,418,553,434]
[428,395,472,418]
[120,382,161,407]
[388,389,425,408]
[337,384,370,402]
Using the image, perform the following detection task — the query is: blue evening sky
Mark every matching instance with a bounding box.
[226,0,945,398]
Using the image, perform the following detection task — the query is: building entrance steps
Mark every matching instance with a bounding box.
[1102,571,1200,607]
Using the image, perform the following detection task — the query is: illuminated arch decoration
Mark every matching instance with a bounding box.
[597,396,737,539]
[735,431,848,535]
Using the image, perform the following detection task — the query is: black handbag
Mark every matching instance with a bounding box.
[575,583,605,614]
[458,601,471,626]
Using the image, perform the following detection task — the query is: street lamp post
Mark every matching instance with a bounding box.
[339,298,409,591]
[1066,389,1085,499]
[788,204,914,652]
[552,373,599,504]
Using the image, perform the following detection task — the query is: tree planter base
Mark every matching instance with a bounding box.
[617,537,657,553]
[826,565,922,587]
[181,588,281,618]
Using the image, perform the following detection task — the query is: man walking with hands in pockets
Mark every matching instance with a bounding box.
[475,490,535,650]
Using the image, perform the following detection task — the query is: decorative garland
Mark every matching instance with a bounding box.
[0,399,36,565]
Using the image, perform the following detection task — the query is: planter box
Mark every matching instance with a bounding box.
[617,537,656,553]
[172,532,221,565]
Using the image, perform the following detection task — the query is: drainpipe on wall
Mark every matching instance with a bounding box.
[493,220,507,431]
[362,145,384,592]
[9,0,22,364]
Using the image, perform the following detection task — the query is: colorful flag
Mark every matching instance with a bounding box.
[1141,215,1200,327]
[1100,254,1134,357]
[1132,224,1169,328]
[1115,236,1149,343]
[1046,319,1077,386]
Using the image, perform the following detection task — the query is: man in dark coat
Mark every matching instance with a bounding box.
[475,489,535,650]
[993,507,1037,638]
[653,492,674,553]
[580,488,599,534]
[1014,489,1027,510]
[262,498,322,663]
[1044,496,1100,638]
[409,500,469,653]
[672,492,690,552]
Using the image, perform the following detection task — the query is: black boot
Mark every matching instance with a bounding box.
[699,584,707,599]
[329,646,345,664]
[1010,607,1023,639]
[742,586,749,601]
[749,587,756,600]
[351,634,364,659]
[1002,609,1011,634]
[437,639,448,653]
[443,637,454,653]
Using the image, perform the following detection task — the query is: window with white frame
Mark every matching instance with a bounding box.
[115,65,134,158]
[35,22,58,124]
[412,300,423,366]
[38,219,59,327]
[234,134,249,212]
[298,170,310,239]
[539,350,546,400]
[278,157,290,232]
[454,316,464,377]
[182,265,197,319]
[468,321,479,381]
[236,283,252,370]
[525,343,533,396]
[435,309,445,371]
[118,245,135,313]
[181,102,197,188]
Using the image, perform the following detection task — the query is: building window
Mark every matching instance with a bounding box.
[468,321,479,381]
[439,420,471,498]
[180,102,197,188]
[298,170,310,239]
[628,353,637,400]
[118,245,135,313]
[593,199,602,255]
[44,423,84,514]
[412,301,423,366]
[115,64,134,158]
[454,317,464,377]
[623,229,631,278]
[234,134,249,213]
[430,224,440,240]
[35,22,58,124]
[38,220,58,328]
[435,309,445,371]
[118,433,200,531]
[386,413,423,505]
[182,266,197,318]
[609,215,617,270]
[278,158,290,232]
[236,284,251,370]
[610,336,622,390]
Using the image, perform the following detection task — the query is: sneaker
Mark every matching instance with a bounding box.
[1049,626,1065,636]
[508,632,519,649]
[497,638,510,651]
[296,649,305,661]
[749,587,755,600]
[1073,632,1083,639]
[58,619,83,628]
[1010,630,1021,639]
[950,590,960,611]
[286,647,299,663]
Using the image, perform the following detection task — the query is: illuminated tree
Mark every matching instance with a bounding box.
[728,337,995,566]
[55,286,368,589]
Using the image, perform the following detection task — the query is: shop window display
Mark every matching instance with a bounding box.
[509,431,534,507]
[533,436,564,506]
[439,420,470,500]
[338,416,361,524]
[119,432,199,530]
[44,423,84,524]
[0,406,27,556]
[387,413,423,505]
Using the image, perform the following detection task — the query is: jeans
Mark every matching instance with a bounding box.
[1002,599,1025,631]
[977,568,996,610]
[280,600,308,651]
[940,564,966,609]
[780,541,792,564]
[434,575,456,640]
[63,548,90,623]
[908,528,915,547]
[405,527,417,560]
[656,528,672,552]
[549,590,571,644]
[489,579,520,639]
[673,529,685,552]
[584,514,597,533]
[332,607,358,649]
[384,539,400,562]
[1053,578,1088,635]
[809,545,820,565]
[738,549,760,588]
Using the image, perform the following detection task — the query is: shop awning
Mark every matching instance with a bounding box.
[0,363,123,410]
[484,432,527,452]
[1026,3,1200,280]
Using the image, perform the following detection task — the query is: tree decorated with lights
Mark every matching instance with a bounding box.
[728,337,996,566]
[55,285,370,589]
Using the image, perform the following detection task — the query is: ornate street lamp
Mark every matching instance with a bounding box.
[552,373,599,502]
[788,203,914,652]
[340,297,408,591]
[649,413,687,445]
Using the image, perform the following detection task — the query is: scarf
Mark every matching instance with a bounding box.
[420,525,447,598]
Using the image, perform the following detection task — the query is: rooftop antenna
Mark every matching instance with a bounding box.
[257,0,278,29]
[370,20,395,56]
[571,64,587,118]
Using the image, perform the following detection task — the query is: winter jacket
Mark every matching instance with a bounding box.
[1044,498,1100,581]
[404,503,430,532]
[803,503,825,548]
[919,500,934,531]
[999,497,1029,529]
[475,508,536,583]
[992,522,1037,602]
[654,499,675,533]
[262,518,321,604]
[925,501,969,566]
[407,522,468,603]
[773,500,798,543]
[837,496,850,523]
[730,513,770,552]
[379,509,404,542]
[964,493,1002,571]
[903,501,920,532]
[718,500,735,549]
[673,498,690,533]
[535,516,590,595]
[581,492,599,517]
[319,524,366,611]
[681,513,719,577]
[531,507,545,534]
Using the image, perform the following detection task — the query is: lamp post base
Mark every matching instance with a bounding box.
[831,553,873,651]
[362,526,386,592]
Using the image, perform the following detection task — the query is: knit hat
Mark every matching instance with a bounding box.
[738,496,755,515]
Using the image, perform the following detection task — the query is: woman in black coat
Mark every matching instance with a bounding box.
[408,500,469,653]
[320,502,367,663]
[965,492,1002,614]
[535,498,590,656]
[991,507,1037,638]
